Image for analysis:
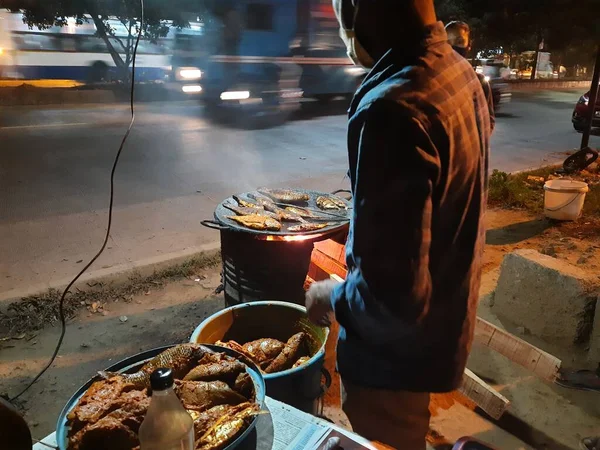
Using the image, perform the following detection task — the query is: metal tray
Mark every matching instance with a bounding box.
[204,189,351,236]
[56,344,266,450]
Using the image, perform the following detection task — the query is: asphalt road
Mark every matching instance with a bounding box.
[1,88,597,299]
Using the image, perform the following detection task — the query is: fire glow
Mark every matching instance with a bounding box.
[264,233,325,242]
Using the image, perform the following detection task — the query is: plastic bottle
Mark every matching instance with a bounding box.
[139,368,194,450]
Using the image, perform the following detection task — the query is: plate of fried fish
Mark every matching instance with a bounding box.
[57,344,265,450]
[209,189,351,235]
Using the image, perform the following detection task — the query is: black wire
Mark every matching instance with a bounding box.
[10,0,144,402]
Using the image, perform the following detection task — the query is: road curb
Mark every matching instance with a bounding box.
[0,241,222,305]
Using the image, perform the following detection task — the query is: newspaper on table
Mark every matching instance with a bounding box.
[265,397,376,450]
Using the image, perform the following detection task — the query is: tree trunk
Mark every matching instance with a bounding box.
[85,1,131,83]
[531,33,542,80]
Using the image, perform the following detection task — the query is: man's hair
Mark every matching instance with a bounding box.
[445,21,470,49]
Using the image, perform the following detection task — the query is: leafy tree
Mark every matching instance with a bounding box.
[0,0,197,81]
[435,0,599,74]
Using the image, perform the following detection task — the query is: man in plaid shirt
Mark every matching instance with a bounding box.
[306,0,491,448]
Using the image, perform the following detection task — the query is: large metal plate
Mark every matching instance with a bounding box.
[214,189,351,236]
[56,345,266,450]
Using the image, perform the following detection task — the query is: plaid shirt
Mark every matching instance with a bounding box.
[331,22,491,393]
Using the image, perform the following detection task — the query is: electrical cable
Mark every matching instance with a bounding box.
[10,0,144,402]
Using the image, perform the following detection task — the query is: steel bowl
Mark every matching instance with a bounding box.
[55,344,266,450]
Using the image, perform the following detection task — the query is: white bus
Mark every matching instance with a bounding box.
[0,12,172,82]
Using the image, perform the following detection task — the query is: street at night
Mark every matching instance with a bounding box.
[0,88,596,298]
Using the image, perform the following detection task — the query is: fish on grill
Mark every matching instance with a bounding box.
[246,193,276,208]
[316,195,347,210]
[227,214,282,231]
[234,197,304,223]
[287,222,329,232]
[223,202,278,219]
[265,332,308,373]
[257,188,310,204]
[285,206,319,219]
[100,344,213,389]
[232,195,261,209]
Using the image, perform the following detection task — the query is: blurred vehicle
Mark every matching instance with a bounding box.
[169,0,366,125]
[0,11,170,82]
[572,91,600,132]
[481,62,511,109]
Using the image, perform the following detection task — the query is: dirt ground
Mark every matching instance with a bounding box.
[0,208,599,448]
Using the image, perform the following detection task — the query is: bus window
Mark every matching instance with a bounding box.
[78,35,106,53]
[246,3,274,31]
[14,32,60,51]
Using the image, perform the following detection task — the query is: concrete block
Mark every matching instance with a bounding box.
[493,249,598,346]
[590,303,600,362]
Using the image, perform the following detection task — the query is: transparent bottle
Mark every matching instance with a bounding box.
[139,368,195,450]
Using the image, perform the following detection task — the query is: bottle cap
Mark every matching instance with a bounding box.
[150,368,174,391]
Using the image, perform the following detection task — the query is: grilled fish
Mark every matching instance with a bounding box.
[227,214,282,231]
[232,195,261,209]
[287,222,329,232]
[257,188,310,204]
[316,195,347,210]
[246,194,304,222]
[285,206,318,219]
[247,192,276,208]
[99,344,213,389]
[223,202,278,219]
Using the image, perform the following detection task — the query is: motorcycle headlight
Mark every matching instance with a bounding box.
[177,67,202,80]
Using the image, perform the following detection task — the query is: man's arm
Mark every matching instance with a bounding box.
[332,100,441,344]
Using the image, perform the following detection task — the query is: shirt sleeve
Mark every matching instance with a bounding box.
[483,80,496,133]
[331,100,441,345]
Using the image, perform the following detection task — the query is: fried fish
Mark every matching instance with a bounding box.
[257,188,310,204]
[223,203,278,219]
[227,214,282,231]
[287,222,329,232]
[285,206,318,219]
[316,195,347,210]
[246,192,276,208]
[232,195,261,209]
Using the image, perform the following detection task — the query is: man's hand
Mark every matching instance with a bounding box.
[305,279,338,327]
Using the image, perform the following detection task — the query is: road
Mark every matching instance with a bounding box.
[1,88,597,299]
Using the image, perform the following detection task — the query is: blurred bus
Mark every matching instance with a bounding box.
[0,11,171,82]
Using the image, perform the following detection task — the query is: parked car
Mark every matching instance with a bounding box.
[572,91,600,132]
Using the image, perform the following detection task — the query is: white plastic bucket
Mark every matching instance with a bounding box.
[543,179,589,220]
